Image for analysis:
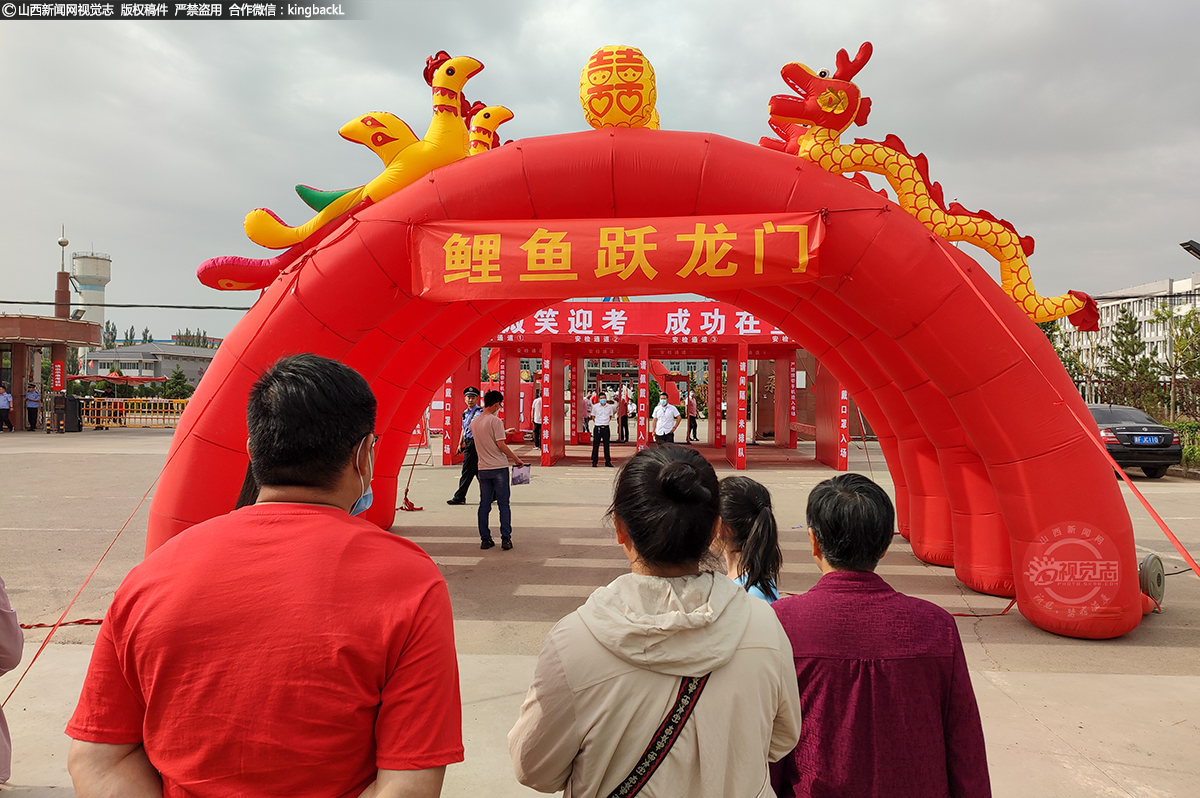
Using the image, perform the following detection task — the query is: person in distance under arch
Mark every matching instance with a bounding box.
[447,386,483,505]
[771,474,990,798]
[470,390,525,550]
[509,444,800,798]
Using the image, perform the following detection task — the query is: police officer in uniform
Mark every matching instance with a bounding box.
[447,386,484,505]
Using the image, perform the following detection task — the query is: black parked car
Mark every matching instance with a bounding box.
[1088,404,1182,479]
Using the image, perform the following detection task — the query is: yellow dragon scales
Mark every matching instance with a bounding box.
[765,42,1098,330]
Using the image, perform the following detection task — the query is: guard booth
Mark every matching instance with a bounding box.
[49,393,83,433]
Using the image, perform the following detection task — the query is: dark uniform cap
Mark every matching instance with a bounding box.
[463,386,481,397]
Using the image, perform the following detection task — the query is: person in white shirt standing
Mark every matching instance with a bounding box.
[652,396,681,444]
[0,385,14,432]
[591,394,614,467]
[531,392,543,452]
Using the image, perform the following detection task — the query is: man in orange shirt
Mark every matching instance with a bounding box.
[66,354,463,798]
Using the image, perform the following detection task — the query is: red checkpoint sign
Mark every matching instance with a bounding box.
[51,361,64,391]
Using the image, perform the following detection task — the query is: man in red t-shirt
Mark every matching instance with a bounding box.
[66,354,463,798]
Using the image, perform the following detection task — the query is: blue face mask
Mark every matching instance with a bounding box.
[350,485,373,516]
[350,435,375,516]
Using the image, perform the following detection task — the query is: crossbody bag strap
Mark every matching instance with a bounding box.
[605,673,712,798]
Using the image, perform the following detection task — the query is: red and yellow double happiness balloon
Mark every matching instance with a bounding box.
[580,45,659,130]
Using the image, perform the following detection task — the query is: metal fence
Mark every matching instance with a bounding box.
[81,398,188,429]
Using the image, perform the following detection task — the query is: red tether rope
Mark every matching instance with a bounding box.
[931,238,1199,578]
[2,475,159,708]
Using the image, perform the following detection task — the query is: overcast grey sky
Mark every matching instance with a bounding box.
[1,0,1197,339]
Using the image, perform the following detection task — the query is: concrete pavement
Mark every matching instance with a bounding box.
[1,427,1198,796]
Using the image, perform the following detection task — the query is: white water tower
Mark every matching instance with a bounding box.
[71,251,112,327]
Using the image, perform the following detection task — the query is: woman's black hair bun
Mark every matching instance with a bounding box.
[658,461,712,504]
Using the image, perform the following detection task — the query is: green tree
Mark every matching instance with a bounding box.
[1038,321,1077,377]
[1102,308,1162,413]
[173,328,215,349]
[122,325,136,347]
[1150,303,1200,421]
[141,327,153,344]
[163,365,194,399]
[102,320,117,349]
[690,371,709,418]
[1039,320,1098,400]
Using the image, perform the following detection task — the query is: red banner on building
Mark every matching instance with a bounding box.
[540,347,552,465]
[788,357,798,449]
[734,353,748,470]
[441,379,454,465]
[413,213,823,300]
[837,387,850,472]
[51,361,64,392]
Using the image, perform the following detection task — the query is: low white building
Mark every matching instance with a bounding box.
[79,343,217,385]
[1059,271,1200,369]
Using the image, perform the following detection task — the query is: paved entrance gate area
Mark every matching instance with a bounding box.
[2,429,1198,796]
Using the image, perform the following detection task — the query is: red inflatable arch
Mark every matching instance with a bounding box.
[149,129,1141,639]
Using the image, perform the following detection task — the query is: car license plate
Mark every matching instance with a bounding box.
[1134,435,1159,445]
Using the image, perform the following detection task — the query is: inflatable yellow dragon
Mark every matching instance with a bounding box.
[765,43,1098,329]
[244,52,485,250]
[468,105,514,155]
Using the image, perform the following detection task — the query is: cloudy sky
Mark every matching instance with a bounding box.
[1,0,1198,339]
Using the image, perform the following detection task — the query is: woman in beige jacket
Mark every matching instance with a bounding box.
[509,446,801,798]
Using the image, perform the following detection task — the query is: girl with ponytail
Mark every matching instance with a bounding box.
[716,476,783,603]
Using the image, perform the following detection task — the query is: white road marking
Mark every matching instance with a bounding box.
[514,584,598,597]
[403,536,479,545]
[1135,544,1188,562]
[905,594,1016,608]
[544,558,629,568]
[0,527,101,532]
[431,556,484,566]
[558,537,614,546]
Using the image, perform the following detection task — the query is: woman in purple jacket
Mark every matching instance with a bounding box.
[772,474,991,798]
